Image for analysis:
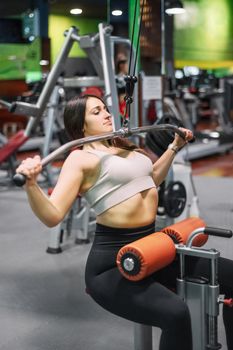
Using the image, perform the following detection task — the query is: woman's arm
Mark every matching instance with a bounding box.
[152,128,193,186]
[16,151,85,227]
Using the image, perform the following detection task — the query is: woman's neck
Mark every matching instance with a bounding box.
[83,140,114,151]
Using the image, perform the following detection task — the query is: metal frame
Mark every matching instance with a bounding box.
[9,24,136,135]
[13,124,186,186]
[134,227,232,350]
[46,196,96,254]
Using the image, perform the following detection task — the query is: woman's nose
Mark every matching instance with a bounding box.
[105,111,111,119]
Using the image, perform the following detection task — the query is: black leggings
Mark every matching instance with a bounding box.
[85,222,233,350]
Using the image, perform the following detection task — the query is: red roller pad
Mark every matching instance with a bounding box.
[162,217,208,247]
[116,232,176,281]
[0,130,29,163]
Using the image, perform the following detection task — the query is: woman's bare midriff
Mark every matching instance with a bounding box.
[96,187,158,228]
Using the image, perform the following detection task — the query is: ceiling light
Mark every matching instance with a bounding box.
[70,8,82,15]
[40,60,49,66]
[165,0,185,15]
[112,10,123,16]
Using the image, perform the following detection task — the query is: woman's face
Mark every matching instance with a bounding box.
[83,97,113,136]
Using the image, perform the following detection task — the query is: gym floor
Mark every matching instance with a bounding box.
[0,148,233,350]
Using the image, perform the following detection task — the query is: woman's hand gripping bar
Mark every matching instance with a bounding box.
[13,124,192,187]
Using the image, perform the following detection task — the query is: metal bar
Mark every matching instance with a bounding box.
[40,124,186,167]
[176,246,220,260]
[35,26,78,113]
[186,227,205,247]
[13,123,187,186]
[0,99,12,109]
[111,36,138,128]
[98,23,121,131]
[41,129,125,166]
[10,26,77,137]
[63,77,105,88]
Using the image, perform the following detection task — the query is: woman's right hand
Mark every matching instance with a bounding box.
[16,155,42,186]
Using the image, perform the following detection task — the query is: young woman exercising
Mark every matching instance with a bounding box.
[16,94,233,350]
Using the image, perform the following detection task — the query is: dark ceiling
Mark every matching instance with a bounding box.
[0,0,128,21]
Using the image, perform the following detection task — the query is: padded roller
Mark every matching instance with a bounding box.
[162,217,208,247]
[116,232,176,281]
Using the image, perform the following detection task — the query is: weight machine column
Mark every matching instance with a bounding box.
[134,323,153,350]
[98,23,121,131]
[206,257,221,350]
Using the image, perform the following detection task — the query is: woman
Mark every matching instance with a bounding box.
[16,94,233,350]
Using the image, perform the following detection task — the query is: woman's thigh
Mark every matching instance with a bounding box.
[87,266,190,329]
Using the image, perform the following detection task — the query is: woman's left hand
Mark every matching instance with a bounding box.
[173,127,194,150]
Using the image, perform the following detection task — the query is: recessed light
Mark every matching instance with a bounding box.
[165,8,185,14]
[40,60,49,66]
[112,10,123,16]
[70,8,83,15]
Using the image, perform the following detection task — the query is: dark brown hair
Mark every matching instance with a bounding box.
[63,94,147,154]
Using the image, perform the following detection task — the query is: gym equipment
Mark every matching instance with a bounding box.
[7,24,138,130]
[13,123,188,186]
[117,218,233,350]
[163,180,186,217]
[171,74,233,161]
[116,217,207,281]
[0,84,63,186]
[117,231,176,281]
[1,23,138,184]
[46,193,96,254]
[147,86,233,162]
[177,226,233,350]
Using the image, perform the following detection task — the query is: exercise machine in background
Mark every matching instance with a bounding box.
[0,23,138,186]
[173,68,233,161]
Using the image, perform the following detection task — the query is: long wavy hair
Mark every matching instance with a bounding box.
[63,94,147,154]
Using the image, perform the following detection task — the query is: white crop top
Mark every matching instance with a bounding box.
[83,149,156,215]
[83,150,156,215]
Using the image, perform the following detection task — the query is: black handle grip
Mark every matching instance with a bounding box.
[204,226,233,238]
[13,173,27,187]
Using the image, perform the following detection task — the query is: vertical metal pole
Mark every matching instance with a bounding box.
[35,27,77,112]
[207,258,221,349]
[161,0,166,76]
[41,85,61,186]
[98,23,121,131]
[134,323,153,350]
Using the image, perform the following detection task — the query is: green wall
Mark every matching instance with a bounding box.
[174,0,233,69]
[0,39,41,81]
[0,14,105,80]
[49,15,104,64]
[2,0,233,80]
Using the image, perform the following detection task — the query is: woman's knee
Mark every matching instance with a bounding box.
[164,299,191,329]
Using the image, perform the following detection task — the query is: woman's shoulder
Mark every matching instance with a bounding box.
[64,149,101,170]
